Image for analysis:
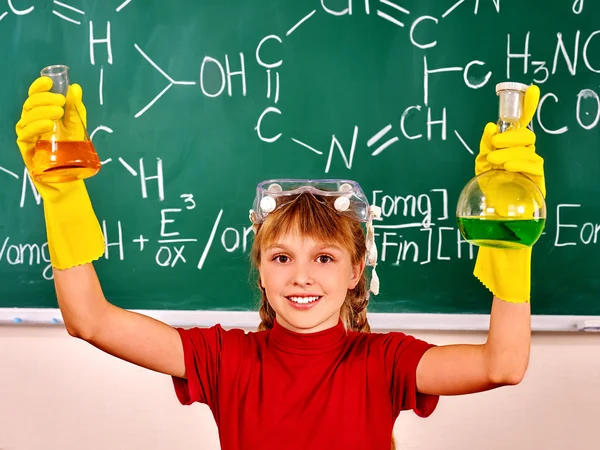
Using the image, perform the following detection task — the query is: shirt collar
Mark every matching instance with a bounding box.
[269,317,347,354]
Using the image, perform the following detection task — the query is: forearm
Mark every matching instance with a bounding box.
[483,296,531,384]
[416,296,530,396]
[53,263,110,338]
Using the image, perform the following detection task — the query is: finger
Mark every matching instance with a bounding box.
[504,159,545,177]
[27,76,53,96]
[17,119,55,142]
[487,147,542,165]
[492,128,536,149]
[475,123,497,174]
[65,83,86,125]
[479,122,497,153]
[475,152,492,175]
[521,85,540,128]
[23,92,66,111]
[17,106,64,129]
[67,83,83,103]
[478,122,497,159]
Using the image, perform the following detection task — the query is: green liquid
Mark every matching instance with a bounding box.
[457,217,546,249]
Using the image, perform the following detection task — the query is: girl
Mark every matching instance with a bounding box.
[15,76,544,450]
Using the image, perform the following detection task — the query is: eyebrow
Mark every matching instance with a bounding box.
[264,244,344,253]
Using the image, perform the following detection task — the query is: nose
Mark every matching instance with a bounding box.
[292,261,314,287]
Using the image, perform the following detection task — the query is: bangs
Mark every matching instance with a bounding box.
[252,193,365,264]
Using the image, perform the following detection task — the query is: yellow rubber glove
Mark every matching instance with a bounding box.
[473,85,544,303]
[15,76,105,270]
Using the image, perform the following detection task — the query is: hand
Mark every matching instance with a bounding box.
[15,76,88,202]
[475,85,545,197]
[14,76,104,270]
[472,84,544,304]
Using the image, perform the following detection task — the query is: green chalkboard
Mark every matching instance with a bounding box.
[1,0,599,317]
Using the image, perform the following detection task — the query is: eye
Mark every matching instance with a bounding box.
[273,254,290,264]
[317,254,334,264]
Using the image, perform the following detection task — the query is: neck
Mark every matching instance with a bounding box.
[275,312,342,334]
[269,315,347,355]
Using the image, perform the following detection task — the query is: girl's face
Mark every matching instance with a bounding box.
[259,229,363,334]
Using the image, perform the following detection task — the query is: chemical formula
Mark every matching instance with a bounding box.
[1,0,599,282]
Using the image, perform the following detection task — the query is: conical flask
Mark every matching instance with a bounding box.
[456,82,546,249]
[31,65,101,183]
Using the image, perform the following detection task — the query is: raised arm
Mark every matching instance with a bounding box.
[416,296,530,395]
[16,76,186,379]
[415,85,543,396]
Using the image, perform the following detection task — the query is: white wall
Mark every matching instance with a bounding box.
[1,325,599,450]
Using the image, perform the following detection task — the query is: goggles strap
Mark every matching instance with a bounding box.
[366,205,382,296]
[249,209,259,234]
[370,267,380,296]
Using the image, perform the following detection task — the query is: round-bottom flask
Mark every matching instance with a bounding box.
[456,82,546,250]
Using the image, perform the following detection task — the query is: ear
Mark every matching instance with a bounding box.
[349,259,366,290]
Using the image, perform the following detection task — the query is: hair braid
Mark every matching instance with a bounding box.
[340,275,371,333]
[257,284,276,332]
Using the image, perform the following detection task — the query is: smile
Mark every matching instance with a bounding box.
[286,296,322,304]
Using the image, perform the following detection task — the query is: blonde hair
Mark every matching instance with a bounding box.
[250,192,371,333]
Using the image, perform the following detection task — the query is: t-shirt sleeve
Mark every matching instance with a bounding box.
[381,332,439,419]
[171,324,226,409]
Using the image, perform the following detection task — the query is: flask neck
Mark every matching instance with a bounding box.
[40,65,70,96]
[497,89,525,133]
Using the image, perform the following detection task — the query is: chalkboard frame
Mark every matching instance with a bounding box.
[1,308,599,332]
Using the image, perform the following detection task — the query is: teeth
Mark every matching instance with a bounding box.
[288,296,320,304]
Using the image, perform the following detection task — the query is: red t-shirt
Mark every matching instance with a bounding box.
[172,319,439,450]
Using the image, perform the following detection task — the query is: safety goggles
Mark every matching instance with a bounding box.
[249,178,382,295]
[249,179,371,224]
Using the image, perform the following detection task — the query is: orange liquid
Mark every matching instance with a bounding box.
[32,140,101,183]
